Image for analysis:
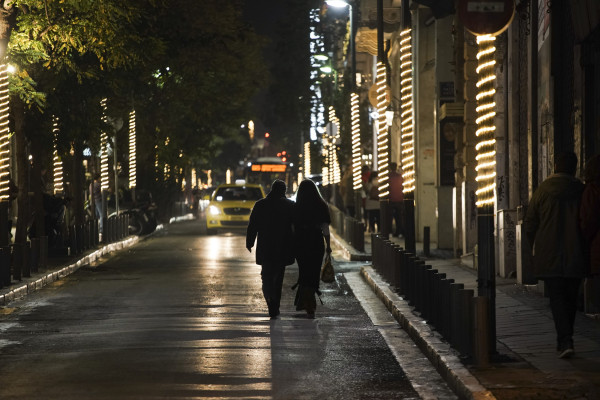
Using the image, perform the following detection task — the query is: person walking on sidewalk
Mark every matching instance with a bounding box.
[580,154,600,278]
[293,179,332,318]
[525,151,586,359]
[365,171,380,233]
[246,180,295,319]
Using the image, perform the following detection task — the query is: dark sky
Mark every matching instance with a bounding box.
[243,0,286,37]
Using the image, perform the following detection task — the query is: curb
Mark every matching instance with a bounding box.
[0,236,139,307]
[360,265,495,400]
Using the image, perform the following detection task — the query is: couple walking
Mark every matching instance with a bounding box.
[246,179,332,319]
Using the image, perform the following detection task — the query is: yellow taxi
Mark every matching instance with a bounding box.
[205,183,265,234]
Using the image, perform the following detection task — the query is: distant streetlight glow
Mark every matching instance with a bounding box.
[326,0,350,8]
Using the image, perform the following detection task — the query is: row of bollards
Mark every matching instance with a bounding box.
[0,236,48,288]
[328,205,366,253]
[371,233,490,365]
[0,214,130,291]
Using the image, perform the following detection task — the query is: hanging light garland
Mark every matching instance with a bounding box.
[351,92,362,191]
[400,28,415,193]
[475,34,497,207]
[52,116,64,194]
[304,141,311,177]
[100,98,109,191]
[0,65,10,201]
[376,62,389,198]
[328,106,341,185]
[322,133,330,187]
[128,110,136,189]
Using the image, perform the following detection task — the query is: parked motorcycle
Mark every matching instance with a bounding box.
[121,190,158,235]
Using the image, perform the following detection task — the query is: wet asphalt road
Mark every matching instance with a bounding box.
[0,221,433,399]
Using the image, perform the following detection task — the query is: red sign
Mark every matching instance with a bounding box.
[457,0,515,36]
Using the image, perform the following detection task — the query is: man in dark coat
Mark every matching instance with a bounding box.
[246,180,295,319]
[525,152,585,359]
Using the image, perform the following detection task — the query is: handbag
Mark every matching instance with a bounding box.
[320,253,335,283]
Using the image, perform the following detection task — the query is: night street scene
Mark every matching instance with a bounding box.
[0,0,599,399]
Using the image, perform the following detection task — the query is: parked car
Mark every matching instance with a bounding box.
[205,183,265,234]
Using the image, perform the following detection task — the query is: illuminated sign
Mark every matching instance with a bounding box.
[251,164,287,173]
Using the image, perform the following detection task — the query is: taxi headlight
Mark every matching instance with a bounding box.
[208,205,221,215]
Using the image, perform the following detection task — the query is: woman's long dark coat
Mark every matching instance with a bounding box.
[246,195,295,266]
[294,202,331,287]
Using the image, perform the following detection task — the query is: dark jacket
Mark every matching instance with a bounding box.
[246,194,295,266]
[525,173,586,279]
[580,181,600,275]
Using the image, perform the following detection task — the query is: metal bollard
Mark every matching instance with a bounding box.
[0,246,10,287]
[416,263,431,315]
[392,245,403,288]
[12,243,24,281]
[449,282,464,346]
[424,269,438,322]
[423,226,430,257]
[432,272,446,329]
[30,238,40,274]
[76,224,84,254]
[440,278,455,339]
[458,289,475,356]
[473,296,490,366]
[39,236,48,271]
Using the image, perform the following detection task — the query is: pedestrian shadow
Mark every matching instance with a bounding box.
[268,317,329,399]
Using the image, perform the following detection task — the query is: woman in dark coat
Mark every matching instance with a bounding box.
[294,179,332,318]
[580,154,600,277]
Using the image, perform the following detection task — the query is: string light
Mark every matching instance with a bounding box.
[100,98,109,191]
[0,65,10,201]
[128,110,136,189]
[351,92,362,191]
[475,34,497,207]
[322,134,330,186]
[304,141,311,177]
[376,62,389,198]
[400,29,415,193]
[327,106,341,185]
[52,116,64,194]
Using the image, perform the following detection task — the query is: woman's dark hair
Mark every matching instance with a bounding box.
[296,179,327,215]
[584,154,600,183]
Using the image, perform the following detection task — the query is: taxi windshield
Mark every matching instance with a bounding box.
[214,186,263,201]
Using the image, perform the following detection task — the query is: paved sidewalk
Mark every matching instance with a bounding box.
[332,230,600,400]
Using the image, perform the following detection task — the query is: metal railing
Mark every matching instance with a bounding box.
[0,214,130,289]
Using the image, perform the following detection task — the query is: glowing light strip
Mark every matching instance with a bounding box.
[128,110,136,189]
[0,65,10,200]
[304,141,311,177]
[322,134,330,186]
[376,62,389,198]
[475,35,497,207]
[52,116,64,194]
[328,107,341,185]
[351,92,362,191]
[100,98,109,191]
[399,29,415,193]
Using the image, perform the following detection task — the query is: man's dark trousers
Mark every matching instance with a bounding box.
[544,277,582,350]
[261,264,286,317]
